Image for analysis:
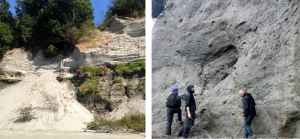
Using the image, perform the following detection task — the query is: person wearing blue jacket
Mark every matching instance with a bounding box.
[239,90,256,138]
[177,85,196,138]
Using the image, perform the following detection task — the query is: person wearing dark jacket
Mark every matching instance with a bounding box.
[239,90,256,138]
[166,88,183,136]
[178,85,196,138]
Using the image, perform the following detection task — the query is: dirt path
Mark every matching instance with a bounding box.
[0,130,145,139]
[0,70,93,131]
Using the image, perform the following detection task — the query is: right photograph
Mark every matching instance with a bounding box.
[152,0,300,138]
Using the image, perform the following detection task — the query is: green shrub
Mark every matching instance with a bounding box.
[16,72,22,76]
[115,60,145,76]
[79,77,100,97]
[97,66,109,77]
[10,74,14,77]
[43,45,58,58]
[98,0,145,30]
[16,105,36,122]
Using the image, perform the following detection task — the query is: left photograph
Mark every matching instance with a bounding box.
[0,0,145,138]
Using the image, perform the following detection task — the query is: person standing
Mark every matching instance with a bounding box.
[166,88,183,136]
[178,85,196,138]
[239,90,256,138]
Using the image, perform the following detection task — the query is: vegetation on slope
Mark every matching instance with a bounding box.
[115,60,145,76]
[15,105,36,122]
[87,110,145,132]
[67,60,145,132]
[98,0,145,30]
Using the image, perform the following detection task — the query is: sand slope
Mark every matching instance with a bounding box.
[0,70,93,131]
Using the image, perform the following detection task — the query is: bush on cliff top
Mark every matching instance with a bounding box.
[43,45,58,58]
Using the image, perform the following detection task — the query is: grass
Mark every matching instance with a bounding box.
[79,77,100,97]
[87,110,145,132]
[10,79,17,83]
[16,105,35,122]
[139,87,144,92]
[128,82,133,90]
[114,77,123,90]
[115,60,145,76]
[140,79,145,86]
[83,66,100,75]
[82,66,109,77]
[72,66,109,97]
[114,77,123,84]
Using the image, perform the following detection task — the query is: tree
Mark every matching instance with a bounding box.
[15,0,48,18]
[14,0,94,52]
[0,0,14,26]
[0,22,13,55]
[40,0,94,46]
[98,0,145,30]
[16,13,36,46]
[108,0,145,17]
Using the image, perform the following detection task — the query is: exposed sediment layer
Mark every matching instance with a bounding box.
[152,0,300,138]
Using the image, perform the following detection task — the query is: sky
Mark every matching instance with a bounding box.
[6,0,111,25]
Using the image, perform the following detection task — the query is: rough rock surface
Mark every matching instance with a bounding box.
[152,0,300,138]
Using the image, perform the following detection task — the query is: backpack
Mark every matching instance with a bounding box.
[166,93,179,108]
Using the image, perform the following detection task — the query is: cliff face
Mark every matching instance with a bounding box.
[75,65,145,120]
[0,17,145,131]
[152,0,300,138]
[0,17,145,72]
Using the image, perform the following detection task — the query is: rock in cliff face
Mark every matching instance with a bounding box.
[152,0,300,138]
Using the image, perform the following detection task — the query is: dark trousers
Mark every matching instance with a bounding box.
[244,115,255,137]
[178,111,195,138]
[166,109,182,135]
